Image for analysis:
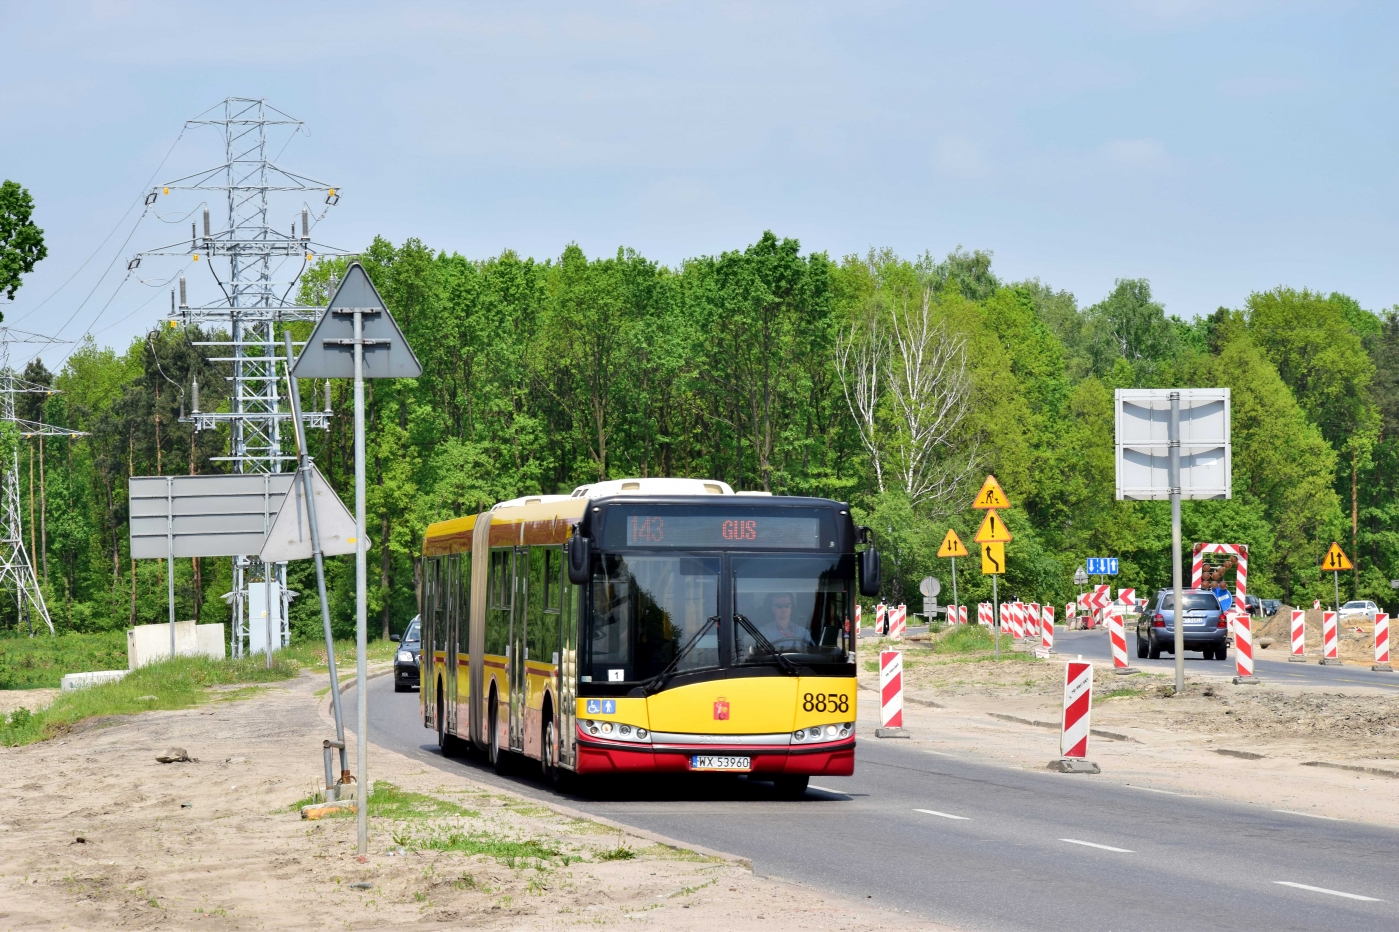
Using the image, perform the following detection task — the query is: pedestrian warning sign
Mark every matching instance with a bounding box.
[974,509,1013,544]
[937,529,969,558]
[973,475,1010,509]
[980,542,1005,575]
[1322,542,1353,572]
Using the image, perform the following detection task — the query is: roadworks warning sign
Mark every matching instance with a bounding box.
[973,475,1011,509]
[937,529,969,558]
[1322,542,1353,572]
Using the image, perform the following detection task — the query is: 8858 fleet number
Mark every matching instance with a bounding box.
[802,692,849,714]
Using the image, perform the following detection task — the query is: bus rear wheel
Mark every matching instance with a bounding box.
[488,693,510,775]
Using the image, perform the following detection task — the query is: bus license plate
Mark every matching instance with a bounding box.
[691,755,751,772]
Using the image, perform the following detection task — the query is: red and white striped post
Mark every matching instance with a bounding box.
[888,604,907,640]
[1288,609,1306,662]
[876,602,887,636]
[1321,610,1341,665]
[1374,612,1392,672]
[877,650,909,738]
[1051,660,1099,773]
[957,605,968,624]
[1232,609,1260,684]
[1107,604,1135,674]
[1041,605,1056,654]
[1013,602,1027,639]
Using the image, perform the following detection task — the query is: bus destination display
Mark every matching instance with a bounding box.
[622,513,822,549]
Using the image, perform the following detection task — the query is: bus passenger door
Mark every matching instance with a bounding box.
[444,554,459,734]
[421,559,437,728]
[509,546,528,752]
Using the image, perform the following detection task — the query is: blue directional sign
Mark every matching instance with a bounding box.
[1086,557,1119,576]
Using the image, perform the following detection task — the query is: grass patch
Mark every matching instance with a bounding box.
[278,638,398,674]
[597,844,636,861]
[932,625,1000,654]
[1095,687,1145,703]
[0,630,128,689]
[400,829,563,865]
[0,653,295,746]
[368,781,475,820]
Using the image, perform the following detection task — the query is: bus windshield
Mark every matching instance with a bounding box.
[584,553,721,685]
[733,553,852,664]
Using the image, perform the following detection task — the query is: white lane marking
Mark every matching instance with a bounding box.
[1060,838,1133,853]
[1273,809,1342,821]
[1126,785,1199,798]
[914,808,970,820]
[1273,881,1382,902]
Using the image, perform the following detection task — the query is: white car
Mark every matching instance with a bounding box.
[1338,600,1378,623]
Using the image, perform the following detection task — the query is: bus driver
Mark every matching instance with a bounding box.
[763,592,814,650]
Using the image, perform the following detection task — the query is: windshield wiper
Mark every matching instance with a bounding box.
[640,615,719,695]
[733,613,799,675]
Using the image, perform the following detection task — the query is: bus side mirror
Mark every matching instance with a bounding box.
[859,547,880,597]
[568,534,592,585]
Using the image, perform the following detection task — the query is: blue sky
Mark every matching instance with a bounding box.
[1,1,1396,364]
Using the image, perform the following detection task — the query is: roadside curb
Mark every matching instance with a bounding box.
[1303,760,1399,780]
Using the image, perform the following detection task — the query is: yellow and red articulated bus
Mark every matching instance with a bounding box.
[419,477,880,796]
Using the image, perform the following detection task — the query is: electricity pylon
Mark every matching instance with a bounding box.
[133,98,340,655]
[0,329,86,635]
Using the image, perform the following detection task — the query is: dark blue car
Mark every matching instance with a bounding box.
[1136,589,1230,661]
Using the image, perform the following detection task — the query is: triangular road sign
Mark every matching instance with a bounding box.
[291,262,423,380]
[937,528,969,558]
[1322,542,1353,572]
[972,475,1010,509]
[974,509,1013,544]
[980,542,1005,575]
[259,464,368,562]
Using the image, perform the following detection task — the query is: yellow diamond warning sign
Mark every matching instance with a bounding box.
[972,475,1010,510]
[937,529,969,558]
[980,542,1005,575]
[1322,542,1353,572]
[974,509,1013,544]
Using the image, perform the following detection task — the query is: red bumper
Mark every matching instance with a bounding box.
[575,736,856,776]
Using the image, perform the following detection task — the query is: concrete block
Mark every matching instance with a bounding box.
[60,670,130,692]
[128,621,226,669]
[874,727,910,738]
[1049,757,1100,774]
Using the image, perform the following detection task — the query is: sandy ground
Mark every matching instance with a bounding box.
[858,631,1399,825]
[0,670,944,932]
[0,688,58,717]
[1253,607,1385,662]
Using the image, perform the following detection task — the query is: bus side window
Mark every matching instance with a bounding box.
[457,552,470,657]
[529,548,560,665]
[485,549,510,656]
[432,556,447,654]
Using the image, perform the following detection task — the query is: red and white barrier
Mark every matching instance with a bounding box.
[1107,605,1132,671]
[1054,661,1097,772]
[1289,609,1306,661]
[978,602,991,626]
[1012,603,1027,639]
[876,602,887,636]
[1321,610,1340,664]
[888,604,907,640]
[955,605,967,624]
[1191,541,1248,602]
[1375,612,1391,672]
[1233,610,1258,683]
[879,649,904,732]
[1030,602,1041,630]
[1040,605,1055,654]
[1117,588,1136,610]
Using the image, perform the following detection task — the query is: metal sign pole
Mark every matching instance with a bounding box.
[1169,391,1185,694]
[353,307,369,855]
[992,574,1000,660]
[166,478,176,659]
[1333,571,1341,613]
[283,333,349,791]
[950,556,958,623]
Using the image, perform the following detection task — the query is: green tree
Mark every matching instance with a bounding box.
[0,180,46,302]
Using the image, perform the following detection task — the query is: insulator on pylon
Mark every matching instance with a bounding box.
[192,375,200,414]
[301,208,309,240]
[191,222,197,248]
[324,381,332,414]
[179,276,188,309]
[203,206,210,239]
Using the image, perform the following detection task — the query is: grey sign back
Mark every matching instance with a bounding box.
[289,262,423,380]
[129,474,296,559]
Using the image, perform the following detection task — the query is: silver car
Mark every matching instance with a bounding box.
[1338,600,1378,623]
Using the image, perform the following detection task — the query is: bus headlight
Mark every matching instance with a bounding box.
[825,724,838,739]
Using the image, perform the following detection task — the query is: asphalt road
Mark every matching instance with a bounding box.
[1051,628,1399,690]
[348,675,1399,931]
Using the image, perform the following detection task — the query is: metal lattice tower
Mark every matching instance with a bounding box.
[0,329,87,635]
[136,98,339,655]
